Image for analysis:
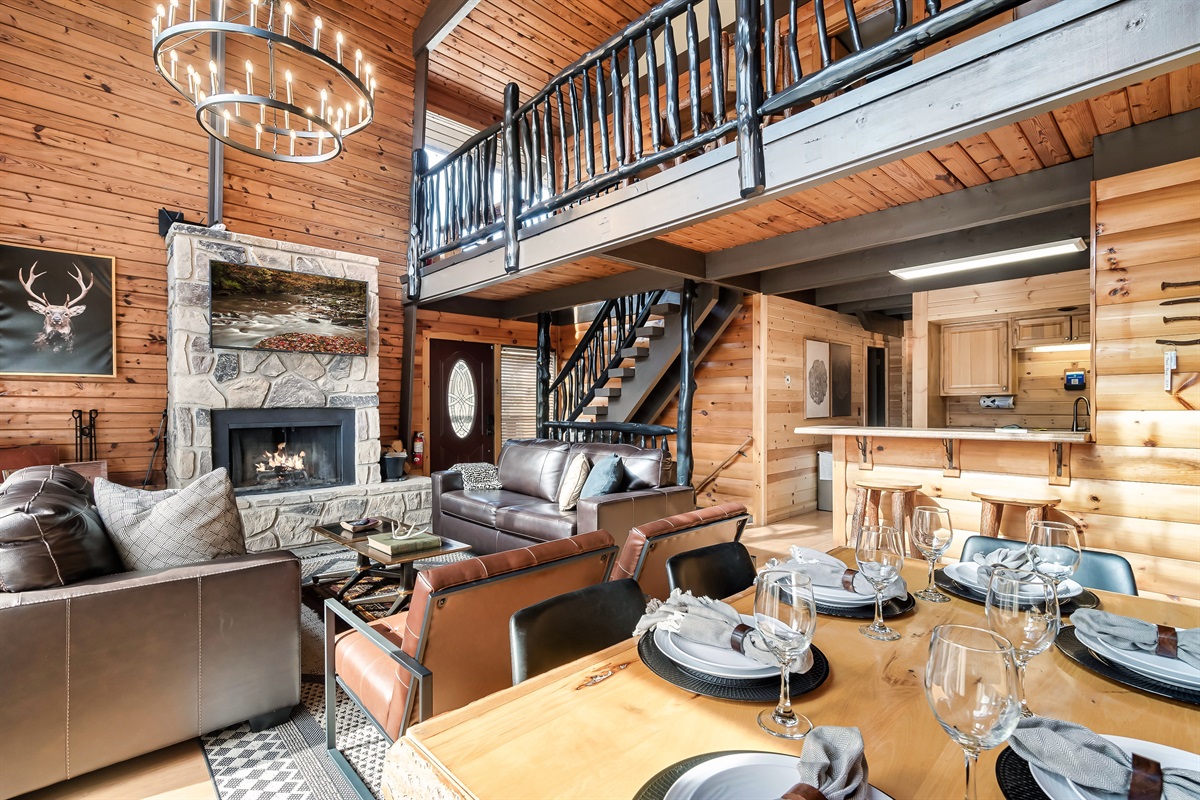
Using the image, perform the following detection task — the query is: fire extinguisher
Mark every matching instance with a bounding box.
[411,432,425,469]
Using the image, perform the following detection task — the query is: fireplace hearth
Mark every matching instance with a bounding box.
[212,408,355,496]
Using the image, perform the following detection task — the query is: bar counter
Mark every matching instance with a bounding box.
[798,425,1093,444]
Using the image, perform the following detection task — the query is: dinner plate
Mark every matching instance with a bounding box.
[652,615,779,680]
[662,752,893,800]
[944,562,1083,600]
[1027,735,1200,800]
[810,583,879,607]
[1074,629,1200,690]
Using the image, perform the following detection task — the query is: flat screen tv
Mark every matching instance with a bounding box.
[209,261,368,356]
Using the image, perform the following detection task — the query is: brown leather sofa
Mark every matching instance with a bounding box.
[0,469,301,799]
[432,438,695,554]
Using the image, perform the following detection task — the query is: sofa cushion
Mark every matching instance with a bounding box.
[439,489,534,528]
[570,442,665,490]
[497,439,571,501]
[94,468,246,571]
[556,454,591,512]
[495,502,578,541]
[1,464,95,501]
[0,471,124,592]
[580,454,624,498]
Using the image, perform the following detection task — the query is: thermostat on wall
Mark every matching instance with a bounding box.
[1064,370,1086,390]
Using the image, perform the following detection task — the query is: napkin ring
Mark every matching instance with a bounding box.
[841,569,859,592]
[730,623,753,655]
[1155,625,1179,659]
[1128,753,1163,800]
[782,784,828,800]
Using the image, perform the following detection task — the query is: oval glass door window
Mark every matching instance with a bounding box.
[447,358,477,439]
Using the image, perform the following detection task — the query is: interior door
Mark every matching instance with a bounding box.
[867,346,887,426]
[429,339,495,473]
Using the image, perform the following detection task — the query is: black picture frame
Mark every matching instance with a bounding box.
[0,242,116,377]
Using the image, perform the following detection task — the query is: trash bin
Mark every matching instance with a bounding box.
[817,450,833,512]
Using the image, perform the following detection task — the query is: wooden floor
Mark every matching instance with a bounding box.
[8,510,826,800]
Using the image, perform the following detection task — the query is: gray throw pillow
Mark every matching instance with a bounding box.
[94,468,246,571]
[579,454,623,499]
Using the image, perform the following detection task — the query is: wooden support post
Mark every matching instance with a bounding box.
[677,279,696,486]
[399,301,418,453]
[502,82,521,273]
[536,311,551,437]
[733,0,764,198]
[980,499,1004,538]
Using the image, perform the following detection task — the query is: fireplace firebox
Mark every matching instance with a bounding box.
[211,408,355,495]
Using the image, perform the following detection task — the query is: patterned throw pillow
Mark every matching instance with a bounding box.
[450,462,503,491]
[94,468,246,571]
[556,454,592,511]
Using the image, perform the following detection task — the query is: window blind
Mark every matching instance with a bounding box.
[500,346,540,441]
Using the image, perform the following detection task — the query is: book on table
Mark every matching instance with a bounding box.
[366,531,442,555]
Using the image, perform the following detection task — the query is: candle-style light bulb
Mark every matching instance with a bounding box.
[231,88,240,116]
[168,0,177,27]
[255,122,262,150]
[216,0,224,22]
[354,49,362,78]
[336,31,343,63]
[222,110,230,136]
[245,60,253,95]
[370,77,376,97]
[189,0,195,22]
[317,130,324,156]
[344,102,351,129]
[169,50,178,81]
[283,3,292,36]
[306,106,313,132]
[250,0,258,27]
[285,70,293,105]
[289,130,296,156]
[313,16,322,50]
[198,88,206,103]
[152,5,163,37]
[186,63,195,95]
[209,60,218,94]
[336,107,344,133]
[319,88,327,118]
[358,98,364,124]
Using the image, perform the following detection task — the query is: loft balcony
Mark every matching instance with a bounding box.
[407,0,1200,317]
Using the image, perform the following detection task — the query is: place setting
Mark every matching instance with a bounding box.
[1055,608,1200,706]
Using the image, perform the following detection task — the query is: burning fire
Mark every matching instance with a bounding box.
[256,443,307,473]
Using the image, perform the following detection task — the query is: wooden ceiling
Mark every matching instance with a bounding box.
[467,256,635,300]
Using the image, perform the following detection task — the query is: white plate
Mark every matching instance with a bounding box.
[652,615,779,680]
[944,562,1082,600]
[1028,735,1200,800]
[811,583,878,607]
[1074,628,1200,689]
[663,752,893,800]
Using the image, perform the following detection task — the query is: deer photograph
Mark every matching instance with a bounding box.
[0,242,115,377]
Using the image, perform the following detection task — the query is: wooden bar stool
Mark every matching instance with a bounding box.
[970,491,1062,539]
[850,478,921,555]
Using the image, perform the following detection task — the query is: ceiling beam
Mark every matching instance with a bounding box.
[421,296,505,318]
[759,206,1089,294]
[833,295,915,315]
[414,0,484,54]
[854,311,905,338]
[604,240,761,292]
[706,158,1091,279]
[501,270,682,319]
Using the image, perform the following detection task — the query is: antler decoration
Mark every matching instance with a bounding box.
[65,264,93,307]
[18,262,49,305]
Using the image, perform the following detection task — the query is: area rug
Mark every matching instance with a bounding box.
[200,545,392,800]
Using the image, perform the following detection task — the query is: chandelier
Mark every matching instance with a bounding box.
[150,0,377,163]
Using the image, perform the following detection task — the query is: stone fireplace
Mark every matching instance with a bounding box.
[164,224,429,551]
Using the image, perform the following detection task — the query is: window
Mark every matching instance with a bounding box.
[447,358,476,438]
[500,346,539,441]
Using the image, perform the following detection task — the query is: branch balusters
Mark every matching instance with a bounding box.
[502,82,521,273]
[686,4,701,140]
[596,61,610,173]
[709,0,725,124]
[663,19,680,149]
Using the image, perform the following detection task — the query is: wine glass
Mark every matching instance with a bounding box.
[1026,521,1082,593]
[925,624,1022,800]
[855,524,905,641]
[984,568,1060,718]
[754,569,817,740]
[912,506,954,603]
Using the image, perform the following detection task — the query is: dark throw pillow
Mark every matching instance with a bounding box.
[579,455,624,499]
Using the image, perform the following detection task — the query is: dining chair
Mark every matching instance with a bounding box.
[610,502,751,601]
[324,530,619,795]
[509,578,647,684]
[958,534,1138,595]
[665,541,757,600]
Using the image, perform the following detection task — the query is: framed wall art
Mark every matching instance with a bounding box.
[0,243,116,377]
[804,339,830,419]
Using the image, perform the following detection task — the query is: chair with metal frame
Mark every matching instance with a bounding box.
[665,540,758,600]
[509,577,647,684]
[609,502,751,601]
[958,534,1138,596]
[324,529,619,796]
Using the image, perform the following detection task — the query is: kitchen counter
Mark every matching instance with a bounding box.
[796,425,1093,444]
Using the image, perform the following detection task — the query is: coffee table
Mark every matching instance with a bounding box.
[309,520,471,614]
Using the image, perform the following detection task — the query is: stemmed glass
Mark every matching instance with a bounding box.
[754,569,817,740]
[984,568,1060,718]
[855,524,905,641]
[912,506,954,603]
[1026,521,1082,594]
[925,624,1022,800]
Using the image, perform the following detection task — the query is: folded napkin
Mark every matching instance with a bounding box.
[1072,609,1200,670]
[634,589,813,672]
[772,546,906,601]
[781,726,871,800]
[1007,717,1200,800]
[972,549,1029,581]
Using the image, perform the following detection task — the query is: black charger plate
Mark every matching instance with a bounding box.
[815,592,916,619]
[637,633,829,702]
[933,568,1100,612]
[1055,626,1200,706]
[996,746,1051,800]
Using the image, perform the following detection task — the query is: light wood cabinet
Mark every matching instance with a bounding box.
[940,320,1013,395]
[1013,313,1090,347]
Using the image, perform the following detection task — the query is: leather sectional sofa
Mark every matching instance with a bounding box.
[432,438,695,554]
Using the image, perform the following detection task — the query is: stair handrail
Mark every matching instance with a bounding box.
[543,420,677,453]
[694,435,753,494]
[548,289,666,422]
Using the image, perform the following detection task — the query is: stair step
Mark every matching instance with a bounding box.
[621,347,650,359]
[609,367,636,379]
[582,405,608,417]
[636,326,665,338]
[649,302,680,316]
[594,387,621,398]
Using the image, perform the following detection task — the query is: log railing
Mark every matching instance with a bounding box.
[543,420,677,457]
[407,0,1030,296]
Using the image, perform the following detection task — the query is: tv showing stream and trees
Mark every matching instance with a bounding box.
[209,262,369,356]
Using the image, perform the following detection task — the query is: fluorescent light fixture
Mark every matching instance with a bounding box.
[890,238,1088,281]
[1027,343,1090,353]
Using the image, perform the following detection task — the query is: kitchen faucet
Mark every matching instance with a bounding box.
[1072,396,1091,432]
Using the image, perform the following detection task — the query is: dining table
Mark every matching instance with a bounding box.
[379,548,1200,800]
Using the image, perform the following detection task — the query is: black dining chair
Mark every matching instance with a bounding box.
[509,578,647,684]
[665,541,758,600]
[958,534,1138,595]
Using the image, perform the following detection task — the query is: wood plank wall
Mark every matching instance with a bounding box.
[0,0,418,486]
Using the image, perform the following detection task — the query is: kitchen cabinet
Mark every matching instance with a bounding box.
[1013,313,1090,347]
[940,320,1013,395]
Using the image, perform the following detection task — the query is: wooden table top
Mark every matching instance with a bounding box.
[391,549,1200,800]
[309,522,470,567]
